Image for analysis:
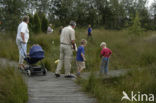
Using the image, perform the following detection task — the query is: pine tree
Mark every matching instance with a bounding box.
[41,15,48,33]
[33,13,41,33]
[28,14,34,32]
[129,13,143,36]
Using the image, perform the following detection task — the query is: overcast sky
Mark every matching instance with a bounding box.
[148,0,154,7]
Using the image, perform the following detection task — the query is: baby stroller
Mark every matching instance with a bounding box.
[24,44,47,76]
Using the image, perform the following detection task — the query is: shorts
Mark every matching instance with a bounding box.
[76,61,86,69]
[88,32,92,36]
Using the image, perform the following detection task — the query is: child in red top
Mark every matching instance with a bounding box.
[100,42,112,75]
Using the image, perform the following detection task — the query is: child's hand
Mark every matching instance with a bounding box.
[83,58,86,61]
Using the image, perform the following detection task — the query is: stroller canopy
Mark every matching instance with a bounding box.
[29,45,44,59]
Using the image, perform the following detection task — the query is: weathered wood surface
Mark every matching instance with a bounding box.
[0,58,96,103]
[27,73,96,103]
[81,69,130,79]
[0,58,130,103]
[0,58,17,67]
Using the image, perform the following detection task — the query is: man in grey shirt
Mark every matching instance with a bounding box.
[55,21,76,78]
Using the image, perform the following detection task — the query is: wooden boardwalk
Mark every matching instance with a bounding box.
[81,69,130,79]
[0,58,130,103]
[27,73,96,103]
[0,58,96,103]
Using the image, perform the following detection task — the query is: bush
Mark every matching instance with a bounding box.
[33,13,41,33]
[0,67,28,103]
[41,15,48,33]
[28,14,34,32]
[129,13,144,36]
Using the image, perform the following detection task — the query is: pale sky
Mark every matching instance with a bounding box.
[148,0,154,7]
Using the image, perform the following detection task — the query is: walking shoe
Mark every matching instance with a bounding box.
[64,75,75,78]
[76,72,80,78]
[55,73,60,77]
[18,66,25,71]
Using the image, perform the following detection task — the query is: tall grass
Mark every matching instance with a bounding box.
[77,64,156,103]
[0,33,18,61]
[0,67,28,103]
[0,29,156,71]
[0,28,156,103]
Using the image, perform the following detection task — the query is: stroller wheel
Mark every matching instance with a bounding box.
[27,70,31,76]
[43,68,47,75]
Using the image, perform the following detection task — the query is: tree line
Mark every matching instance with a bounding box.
[1,0,156,31]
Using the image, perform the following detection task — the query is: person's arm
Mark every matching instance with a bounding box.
[81,47,86,61]
[109,49,112,57]
[100,54,103,58]
[81,53,86,61]
[70,30,76,50]
[100,49,104,58]
[21,24,27,43]
[71,40,75,50]
[21,32,26,43]
[110,50,112,55]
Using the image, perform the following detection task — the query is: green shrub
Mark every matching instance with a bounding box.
[0,67,28,103]
[28,14,34,32]
[42,58,53,71]
[41,15,48,33]
[33,13,41,33]
[129,12,144,37]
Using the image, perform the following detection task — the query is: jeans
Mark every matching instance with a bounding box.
[16,39,27,64]
[100,57,109,74]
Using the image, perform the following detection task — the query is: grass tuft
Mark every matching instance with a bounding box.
[0,67,28,103]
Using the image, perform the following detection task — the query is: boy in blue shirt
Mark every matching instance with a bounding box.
[76,39,87,76]
[87,24,92,39]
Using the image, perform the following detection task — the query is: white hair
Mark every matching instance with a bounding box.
[100,42,106,47]
[69,20,76,27]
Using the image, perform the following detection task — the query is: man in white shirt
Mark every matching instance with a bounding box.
[16,16,29,69]
[55,21,76,78]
